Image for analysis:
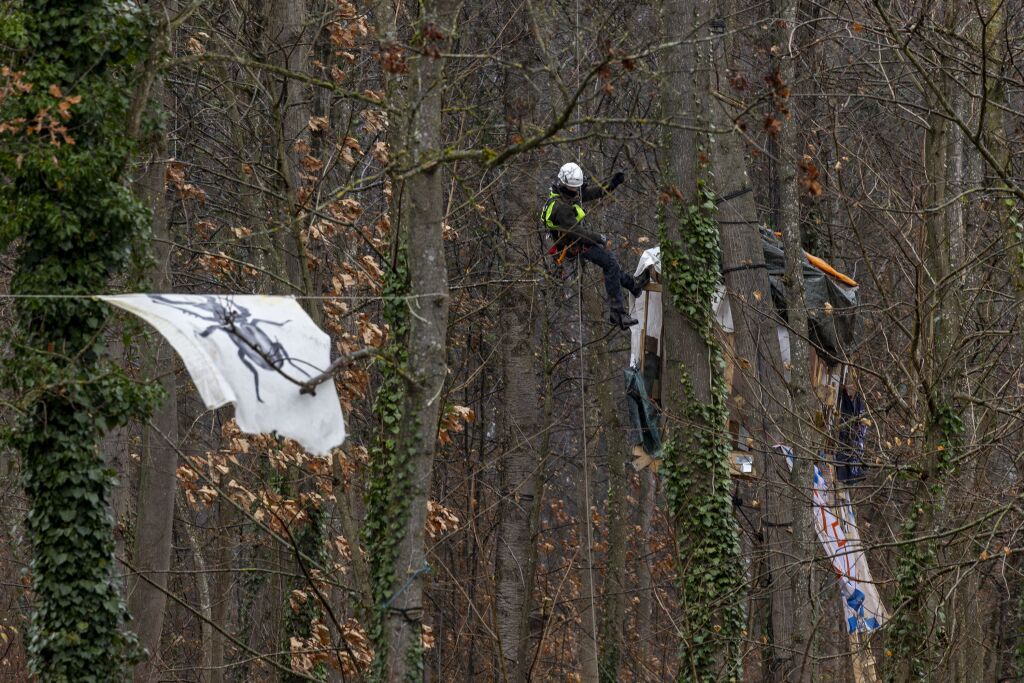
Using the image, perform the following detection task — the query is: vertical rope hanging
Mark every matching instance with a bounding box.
[576,262,600,669]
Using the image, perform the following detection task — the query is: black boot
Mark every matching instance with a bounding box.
[609,308,638,329]
[628,268,651,298]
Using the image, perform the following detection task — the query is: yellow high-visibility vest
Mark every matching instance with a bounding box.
[541,192,585,231]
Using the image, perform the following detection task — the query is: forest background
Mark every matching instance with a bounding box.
[1,0,1023,681]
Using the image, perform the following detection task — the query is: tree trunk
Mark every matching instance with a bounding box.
[772,2,816,679]
[380,154,450,677]
[128,33,180,680]
[265,0,317,304]
[577,283,629,683]
[367,0,456,677]
[705,11,798,679]
[883,2,964,678]
[493,35,548,681]
[494,243,545,681]
[635,468,656,671]
[208,499,236,683]
[573,371,601,683]
[4,4,159,679]
[657,0,746,678]
[519,301,557,681]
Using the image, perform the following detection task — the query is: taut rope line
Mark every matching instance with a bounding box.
[576,259,600,669]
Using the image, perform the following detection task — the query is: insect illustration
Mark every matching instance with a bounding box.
[148,295,315,402]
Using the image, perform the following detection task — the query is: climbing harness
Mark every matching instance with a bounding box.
[541,191,586,253]
[540,191,587,280]
[550,243,582,265]
[542,191,586,229]
[550,242,585,266]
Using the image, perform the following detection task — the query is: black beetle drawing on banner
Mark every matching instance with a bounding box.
[148,295,316,402]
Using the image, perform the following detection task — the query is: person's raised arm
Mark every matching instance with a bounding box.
[580,172,625,202]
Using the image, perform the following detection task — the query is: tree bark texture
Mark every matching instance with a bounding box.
[265,0,317,302]
[706,15,799,678]
[772,2,817,679]
[129,9,179,677]
[493,35,548,681]
[128,151,180,683]
[374,0,456,677]
[657,0,746,678]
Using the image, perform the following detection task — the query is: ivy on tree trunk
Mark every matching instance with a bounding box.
[658,185,745,681]
[0,3,160,680]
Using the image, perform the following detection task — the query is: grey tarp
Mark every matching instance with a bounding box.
[625,365,661,457]
[760,229,858,364]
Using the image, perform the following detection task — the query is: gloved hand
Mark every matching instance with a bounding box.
[611,171,625,188]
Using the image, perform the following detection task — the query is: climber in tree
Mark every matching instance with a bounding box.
[542,162,648,329]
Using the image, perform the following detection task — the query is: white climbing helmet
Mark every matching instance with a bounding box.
[557,162,585,189]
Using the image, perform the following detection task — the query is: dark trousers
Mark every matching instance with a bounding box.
[580,245,636,312]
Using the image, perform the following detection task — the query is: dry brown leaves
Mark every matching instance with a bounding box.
[328,16,369,50]
[360,108,387,136]
[165,159,207,204]
[799,155,822,196]
[327,197,363,224]
[425,500,460,539]
[307,115,329,133]
[289,618,373,678]
[370,140,388,164]
[437,405,475,446]
[3,83,82,146]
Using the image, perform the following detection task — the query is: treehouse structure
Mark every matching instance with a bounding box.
[624,231,886,681]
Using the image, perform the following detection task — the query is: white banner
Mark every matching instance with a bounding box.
[101,294,345,456]
[776,445,885,633]
[629,247,662,368]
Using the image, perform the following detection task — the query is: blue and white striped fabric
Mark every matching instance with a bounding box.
[776,445,886,633]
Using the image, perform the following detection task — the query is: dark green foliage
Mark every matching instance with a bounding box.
[0,1,159,680]
[363,249,421,681]
[658,184,745,682]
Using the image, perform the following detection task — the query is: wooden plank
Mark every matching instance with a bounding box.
[850,630,880,683]
[806,251,858,287]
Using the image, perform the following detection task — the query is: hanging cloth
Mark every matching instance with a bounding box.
[100,294,346,456]
[775,445,886,633]
[625,365,662,459]
[629,247,663,367]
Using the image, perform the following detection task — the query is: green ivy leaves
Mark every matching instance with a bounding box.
[883,403,964,681]
[0,2,157,680]
[363,248,421,681]
[658,183,745,682]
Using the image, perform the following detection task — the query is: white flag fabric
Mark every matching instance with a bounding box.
[629,247,662,367]
[835,488,887,632]
[100,294,345,456]
[628,246,736,366]
[775,445,885,633]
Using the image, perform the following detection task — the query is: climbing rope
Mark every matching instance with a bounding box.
[569,3,601,665]
[576,258,600,665]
